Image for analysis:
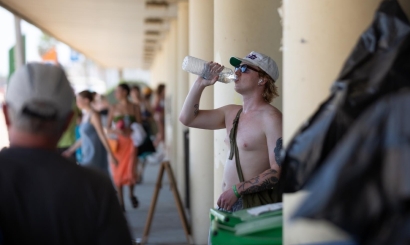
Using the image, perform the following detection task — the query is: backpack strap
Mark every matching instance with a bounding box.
[228,108,245,182]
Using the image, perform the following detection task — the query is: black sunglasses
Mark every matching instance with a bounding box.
[234,64,259,73]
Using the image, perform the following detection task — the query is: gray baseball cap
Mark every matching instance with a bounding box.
[6,63,74,120]
[230,51,279,82]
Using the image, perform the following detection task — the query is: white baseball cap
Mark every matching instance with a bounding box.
[230,51,279,82]
[6,63,74,120]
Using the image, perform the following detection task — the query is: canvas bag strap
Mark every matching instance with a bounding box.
[228,108,245,182]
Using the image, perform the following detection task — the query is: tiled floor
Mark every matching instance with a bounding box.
[123,160,189,245]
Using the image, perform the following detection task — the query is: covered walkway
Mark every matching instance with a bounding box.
[2,0,410,244]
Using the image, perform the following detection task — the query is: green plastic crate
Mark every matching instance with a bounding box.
[210,204,283,245]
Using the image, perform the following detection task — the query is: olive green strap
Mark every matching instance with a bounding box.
[228,108,245,182]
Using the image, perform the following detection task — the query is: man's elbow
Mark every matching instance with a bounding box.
[179,114,190,126]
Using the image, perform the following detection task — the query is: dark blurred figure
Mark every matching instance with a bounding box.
[130,86,156,182]
[0,63,132,245]
[130,85,156,144]
[138,86,155,136]
[153,84,165,148]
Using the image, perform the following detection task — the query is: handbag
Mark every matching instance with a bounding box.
[131,122,147,147]
[229,108,281,209]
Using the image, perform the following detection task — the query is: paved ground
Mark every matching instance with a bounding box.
[123,161,189,245]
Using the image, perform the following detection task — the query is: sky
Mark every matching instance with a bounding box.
[0,7,73,77]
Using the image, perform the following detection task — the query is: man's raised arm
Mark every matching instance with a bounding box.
[179,62,226,130]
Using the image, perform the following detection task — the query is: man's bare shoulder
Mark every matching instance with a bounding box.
[221,104,242,128]
[263,104,282,117]
[262,104,282,129]
[223,104,242,112]
[218,104,242,116]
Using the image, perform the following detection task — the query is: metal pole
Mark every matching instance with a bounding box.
[14,16,24,69]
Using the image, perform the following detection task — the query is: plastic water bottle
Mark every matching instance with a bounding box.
[182,56,237,83]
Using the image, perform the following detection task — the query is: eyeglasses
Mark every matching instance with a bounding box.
[234,64,259,73]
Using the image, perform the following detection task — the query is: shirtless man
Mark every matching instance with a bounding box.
[179,51,282,211]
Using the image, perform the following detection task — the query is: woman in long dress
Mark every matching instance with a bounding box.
[106,84,142,210]
[63,91,117,175]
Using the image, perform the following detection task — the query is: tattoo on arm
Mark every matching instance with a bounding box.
[274,137,283,167]
[194,104,199,117]
[237,169,279,195]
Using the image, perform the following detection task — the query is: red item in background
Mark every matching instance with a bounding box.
[116,120,124,130]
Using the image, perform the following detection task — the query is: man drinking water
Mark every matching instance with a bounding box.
[179,51,282,211]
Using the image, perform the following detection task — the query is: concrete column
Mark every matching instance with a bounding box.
[282,0,383,143]
[14,16,24,69]
[176,0,189,206]
[282,0,386,243]
[164,19,178,174]
[188,0,214,243]
[213,0,283,204]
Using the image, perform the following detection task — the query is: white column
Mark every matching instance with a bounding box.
[176,0,189,205]
[282,0,383,143]
[213,0,283,204]
[188,0,214,243]
[14,16,24,69]
[165,19,178,173]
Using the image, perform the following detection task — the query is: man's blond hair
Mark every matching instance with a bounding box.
[259,70,279,103]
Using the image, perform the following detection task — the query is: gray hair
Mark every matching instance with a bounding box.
[8,106,70,137]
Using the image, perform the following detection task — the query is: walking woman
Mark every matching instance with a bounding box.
[107,84,141,210]
[63,91,117,175]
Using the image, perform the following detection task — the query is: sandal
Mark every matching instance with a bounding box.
[131,196,139,208]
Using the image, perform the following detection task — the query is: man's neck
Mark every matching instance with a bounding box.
[8,128,58,150]
[242,93,268,113]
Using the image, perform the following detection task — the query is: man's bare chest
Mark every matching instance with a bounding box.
[224,116,266,152]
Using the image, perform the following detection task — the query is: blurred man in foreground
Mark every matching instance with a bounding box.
[0,63,132,245]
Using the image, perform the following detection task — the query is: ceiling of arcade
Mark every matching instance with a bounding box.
[0,0,179,69]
